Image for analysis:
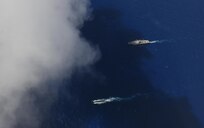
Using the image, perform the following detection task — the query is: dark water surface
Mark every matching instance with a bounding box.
[91,0,204,126]
[41,0,204,127]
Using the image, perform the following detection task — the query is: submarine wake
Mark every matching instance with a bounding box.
[149,40,167,44]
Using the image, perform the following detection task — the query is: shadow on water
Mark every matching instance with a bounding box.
[41,8,201,128]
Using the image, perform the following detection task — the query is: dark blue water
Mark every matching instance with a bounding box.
[40,0,204,128]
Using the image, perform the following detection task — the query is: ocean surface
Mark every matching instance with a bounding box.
[41,0,204,127]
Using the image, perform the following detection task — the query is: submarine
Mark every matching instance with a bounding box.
[128,40,151,45]
[93,97,121,105]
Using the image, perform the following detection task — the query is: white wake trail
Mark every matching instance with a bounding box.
[149,40,167,44]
